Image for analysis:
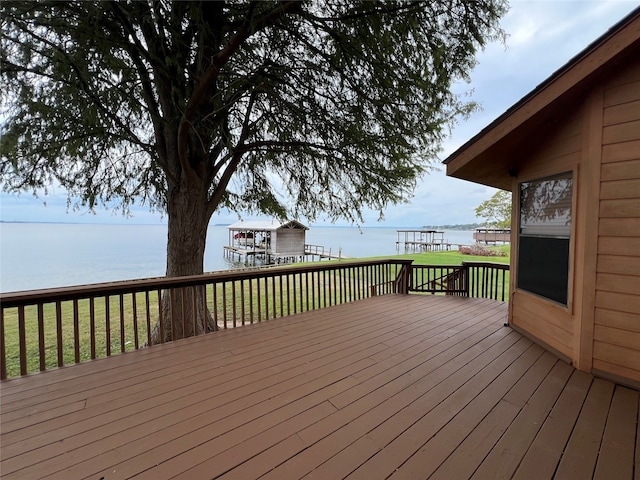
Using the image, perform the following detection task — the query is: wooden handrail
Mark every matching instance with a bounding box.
[461,261,509,270]
[0,259,507,380]
[462,261,510,301]
[0,259,412,307]
[0,259,412,379]
[409,262,509,300]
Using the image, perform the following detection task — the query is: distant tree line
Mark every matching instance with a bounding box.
[421,223,486,231]
[474,190,512,229]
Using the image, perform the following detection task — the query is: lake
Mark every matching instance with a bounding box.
[0,223,475,292]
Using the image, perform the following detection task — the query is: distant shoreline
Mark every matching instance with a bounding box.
[1,220,482,230]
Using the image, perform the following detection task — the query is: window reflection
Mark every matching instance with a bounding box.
[520,173,572,238]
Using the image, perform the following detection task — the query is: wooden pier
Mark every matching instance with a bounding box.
[223,245,267,261]
[474,228,511,244]
[224,244,346,265]
[304,244,346,261]
[396,229,458,252]
[224,220,349,266]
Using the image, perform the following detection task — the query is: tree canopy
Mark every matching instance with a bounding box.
[2,0,506,223]
[475,190,512,228]
[2,0,508,340]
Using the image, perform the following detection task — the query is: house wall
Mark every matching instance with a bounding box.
[272,229,306,255]
[510,59,640,386]
[509,107,583,360]
[593,60,640,384]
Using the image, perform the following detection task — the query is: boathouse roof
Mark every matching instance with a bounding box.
[227,219,308,231]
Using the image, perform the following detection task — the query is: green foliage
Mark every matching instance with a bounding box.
[1,1,508,282]
[1,0,507,222]
[474,190,512,228]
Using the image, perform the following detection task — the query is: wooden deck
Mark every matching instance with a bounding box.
[1,295,638,479]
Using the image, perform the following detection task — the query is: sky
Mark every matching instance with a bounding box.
[1,0,637,228]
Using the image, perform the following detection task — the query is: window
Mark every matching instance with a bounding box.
[517,172,573,305]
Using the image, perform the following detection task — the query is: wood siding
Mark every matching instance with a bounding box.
[594,61,640,383]
[511,291,574,359]
[272,228,306,255]
[445,12,640,385]
[510,108,583,360]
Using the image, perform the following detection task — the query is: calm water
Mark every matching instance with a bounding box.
[0,223,474,292]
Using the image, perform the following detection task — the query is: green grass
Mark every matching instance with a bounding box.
[2,293,159,378]
[382,244,510,265]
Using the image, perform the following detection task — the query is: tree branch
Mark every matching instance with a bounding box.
[238,140,342,154]
[206,88,260,217]
[178,1,302,180]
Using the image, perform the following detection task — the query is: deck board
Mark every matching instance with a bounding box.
[512,370,593,480]
[554,378,615,479]
[428,350,560,480]
[593,386,639,480]
[1,294,638,480]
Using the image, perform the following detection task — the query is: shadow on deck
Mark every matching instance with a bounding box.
[1,295,638,479]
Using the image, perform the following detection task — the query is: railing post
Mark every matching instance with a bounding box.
[403,264,410,294]
[463,263,470,297]
[393,260,413,294]
[0,308,5,380]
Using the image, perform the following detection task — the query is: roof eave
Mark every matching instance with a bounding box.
[444,7,640,189]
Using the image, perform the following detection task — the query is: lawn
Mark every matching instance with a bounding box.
[380,244,510,265]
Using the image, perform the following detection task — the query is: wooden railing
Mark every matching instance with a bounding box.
[0,259,412,379]
[410,265,467,295]
[409,262,509,301]
[0,259,509,379]
[464,261,510,301]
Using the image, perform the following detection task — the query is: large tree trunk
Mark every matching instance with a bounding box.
[149,176,216,344]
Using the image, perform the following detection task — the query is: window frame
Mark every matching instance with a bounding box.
[516,171,574,307]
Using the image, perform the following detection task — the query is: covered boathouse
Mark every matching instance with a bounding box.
[225,219,308,264]
[445,7,640,388]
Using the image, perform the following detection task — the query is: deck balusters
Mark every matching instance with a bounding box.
[278,275,284,318]
[37,304,45,371]
[89,298,96,358]
[248,278,254,323]
[132,293,139,350]
[55,301,63,366]
[143,292,151,344]
[231,281,237,328]
[73,299,81,361]
[0,308,6,379]
[104,296,111,356]
[17,306,26,375]
[119,295,126,353]
[157,289,164,343]
[1,259,496,379]
[240,279,246,326]
[221,283,228,329]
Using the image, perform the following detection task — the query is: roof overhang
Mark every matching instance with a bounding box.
[227,219,308,231]
[444,7,640,190]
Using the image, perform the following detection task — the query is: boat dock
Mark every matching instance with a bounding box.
[224,244,346,265]
[304,244,345,260]
[396,229,460,252]
[473,228,511,244]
